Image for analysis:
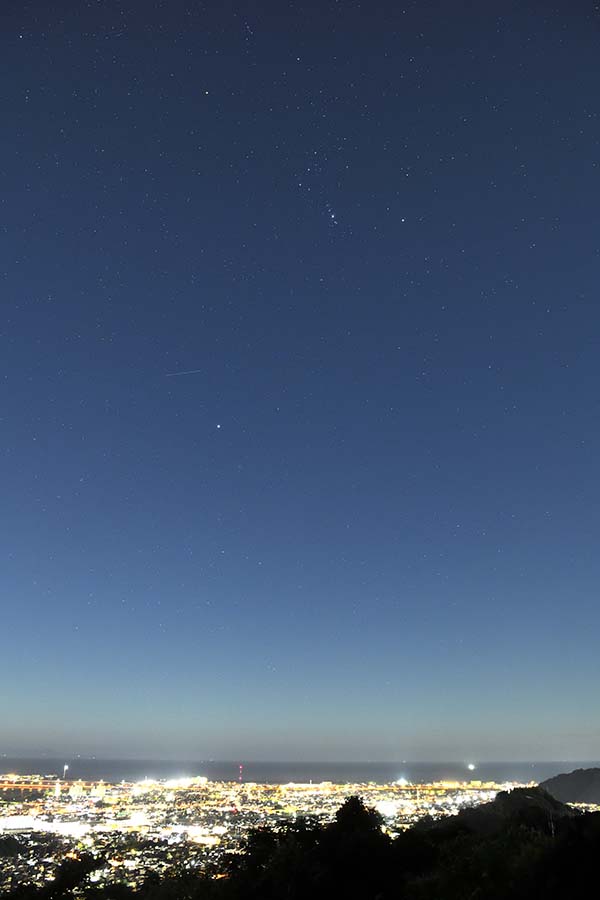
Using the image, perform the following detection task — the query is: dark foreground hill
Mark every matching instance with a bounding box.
[417,784,577,837]
[541,767,600,804]
[3,789,600,900]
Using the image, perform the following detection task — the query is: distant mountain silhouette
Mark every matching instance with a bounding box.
[541,767,600,804]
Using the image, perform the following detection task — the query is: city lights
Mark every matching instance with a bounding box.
[0,771,544,893]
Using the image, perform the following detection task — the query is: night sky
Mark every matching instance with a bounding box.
[2,1,600,762]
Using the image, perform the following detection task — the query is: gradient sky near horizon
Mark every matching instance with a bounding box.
[2,0,600,762]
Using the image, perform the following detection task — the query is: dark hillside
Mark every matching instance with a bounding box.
[541,768,600,804]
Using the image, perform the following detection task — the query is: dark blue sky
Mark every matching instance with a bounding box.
[2,0,600,761]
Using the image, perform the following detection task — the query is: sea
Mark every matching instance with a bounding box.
[1,758,597,785]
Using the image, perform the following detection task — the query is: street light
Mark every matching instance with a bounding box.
[63,764,69,780]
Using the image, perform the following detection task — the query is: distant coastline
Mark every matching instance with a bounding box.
[2,758,598,785]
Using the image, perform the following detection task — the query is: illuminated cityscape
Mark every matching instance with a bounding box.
[3,0,600,895]
[4,770,597,893]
